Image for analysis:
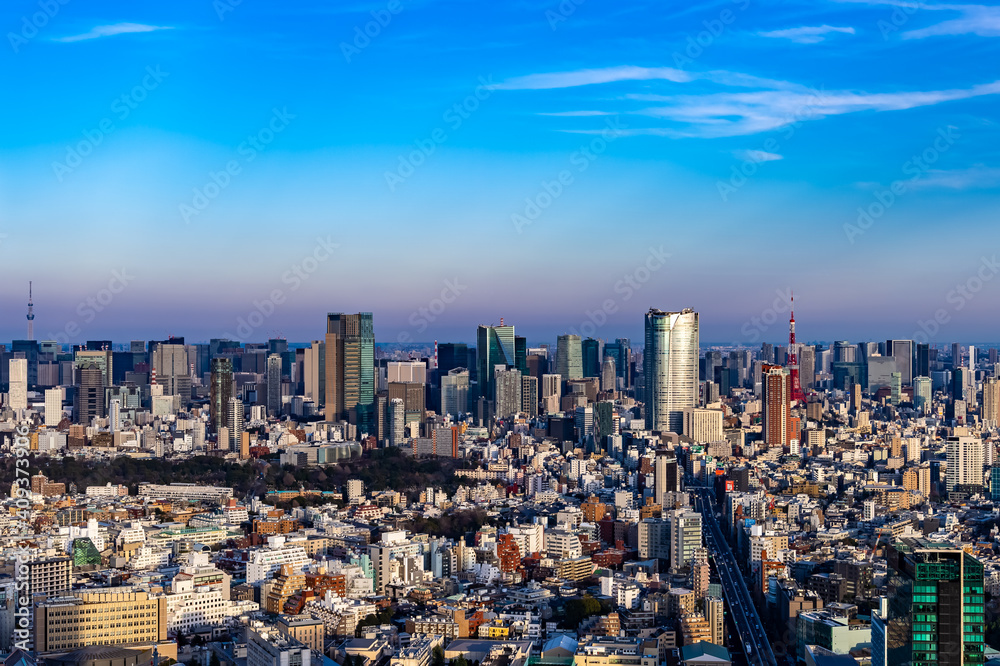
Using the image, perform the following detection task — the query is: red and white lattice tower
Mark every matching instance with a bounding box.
[787,292,805,402]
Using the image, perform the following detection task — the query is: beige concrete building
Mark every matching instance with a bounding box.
[34,589,167,653]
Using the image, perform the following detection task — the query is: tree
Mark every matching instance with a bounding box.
[210,654,221,666]
[432,645,445,666]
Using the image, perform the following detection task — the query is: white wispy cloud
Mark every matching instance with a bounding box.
[908,165,1000,189]
[502,64,1000,138]
[757,25,856,44]
[498,66,691,90]
[538,110,617,117]
[55,23,173,43]
[833,1,1000,39]
[733,149,784,162]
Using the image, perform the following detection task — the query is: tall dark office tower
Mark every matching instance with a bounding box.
[476,324,515,404]
[761,342,775,364]
[953,343,962,369]
[883,540,984,666]
[953,367,971,402]
[324,313,375,433]
[916,343,931,378]
[268,338,288,357]
[774,345,788,366]
[85,340,112,352]
[515,336,527,375]
[526,353,548,380]
[438,343,469,376]
[887,339,914,386]
[151,343,190,399]
[75,364,105,424]
[210,358,234,432]
[799,345,816,390]
[833,341,856,363]
[10,340,39,388]
[644,309,699,434]
[582,338,601,378]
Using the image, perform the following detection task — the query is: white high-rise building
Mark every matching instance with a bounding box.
[8,358,27,412]
[946,435,984,493]
[644,309,699,433]
[388,398,405,446]
[682,407,724,443]
[227,397,245,450]
[109,398,121,432]
[303,340,324,404]
[495,368,522,419]
[668,509,702,572]
[44,388,62,427]
[388,361,426,384]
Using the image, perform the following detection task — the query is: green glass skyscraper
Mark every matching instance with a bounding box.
[884,539,984,666]
[476,324,515,403]
[325,312,375,435]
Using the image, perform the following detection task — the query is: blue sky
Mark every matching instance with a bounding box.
[1,0,999,347]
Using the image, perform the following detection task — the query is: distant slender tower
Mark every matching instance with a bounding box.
[26,281,34,341]
[787,292,805,402]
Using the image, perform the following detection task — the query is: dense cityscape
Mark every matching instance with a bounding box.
[0,300,995,666]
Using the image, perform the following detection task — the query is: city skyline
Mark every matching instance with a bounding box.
[2,1,999,343]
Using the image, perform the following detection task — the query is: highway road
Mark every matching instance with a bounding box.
[691,487,777,666]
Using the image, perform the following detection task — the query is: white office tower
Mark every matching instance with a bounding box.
[946,435,984,493]
[388,361,426,384]
[863,500,876,521]
[601,356,616,392]
[970,345,977,372]
[495,368,522,419]
[44,388,62,427]
[8,358,27,412]
[109,398,121,432]
[644,308,699,434]
[389,398,405,446]
[668,509,702,572]
[227,396,245,450]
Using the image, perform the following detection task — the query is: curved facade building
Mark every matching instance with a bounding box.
[644,309,699,434]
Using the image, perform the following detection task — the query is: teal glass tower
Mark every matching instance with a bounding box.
[476,324,515,404]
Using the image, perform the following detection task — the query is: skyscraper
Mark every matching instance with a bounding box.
[888,339,914,386]
[884,539,984,666]
[952,343,962,370]
[437,342,469,376]
[325,313,375,433]
[582,338,601,378]
[521,375,538,418]
[916,343,931,378]
[556,334,583,382]
[946,435,984,493]
[495,368,522,419]
[8,358,27,412]
[388,398,405,446]
[654,449,679,507]
[668,509,702,573]
[983,377,1000,428]
[799,345,815,390]
[914,376,932,415]
[441,368,469,418]
[227,396,245,450]
[476,324,515,404]
[44,388,62,427]
[762,364,791,448]
[210,358,234,432]
[303,340,325,405]
[151,343,190,400]
[267,353,282,416]
[601,356,616,392]
[644,309,699,433]
[75,363,105,424]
